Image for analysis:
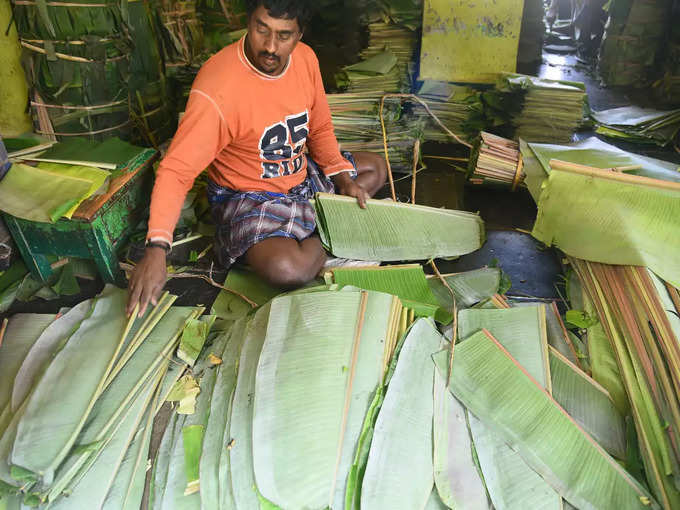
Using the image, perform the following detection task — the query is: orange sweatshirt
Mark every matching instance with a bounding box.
[147,36,353,245]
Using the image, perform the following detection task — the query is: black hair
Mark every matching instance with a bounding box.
[245,0,311,32]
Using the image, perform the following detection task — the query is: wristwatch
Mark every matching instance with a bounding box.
[145,240,171,254]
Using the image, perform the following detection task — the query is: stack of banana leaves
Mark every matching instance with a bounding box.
[335,49,405,94]
[496,73,587,143]
[359,21,418,91]
[409,81,487,144]
[598,0,672,87]
[591,106,680,146]
[0,285,210,508]
[376,0,423,30]
[12,0,133,140]
[327,91,420,173]
[196,0,247,54]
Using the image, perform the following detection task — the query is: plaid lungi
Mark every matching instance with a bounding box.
[208,152,357,267]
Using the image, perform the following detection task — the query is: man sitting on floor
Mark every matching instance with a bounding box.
[127,0,387,316]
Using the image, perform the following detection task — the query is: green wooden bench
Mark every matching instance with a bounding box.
[3,149,158,285]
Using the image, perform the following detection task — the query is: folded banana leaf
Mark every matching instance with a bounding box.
[531,167,680,287]
[211,268,281,321]
[313,193,485,261]
[434,329,659,510]
[31,137,148,170]
[361,318,443,510]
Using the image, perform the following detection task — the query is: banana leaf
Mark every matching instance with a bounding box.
[200,318,247,510]
[177,319,209,366]
[591,107,680,146]
[0,314,55,414]
[531,168,680,287]
[0,163,95,223]
[361,318,443,510]
[458,306,560,510]
[528,137,680,185]
[434,329,659,510]
[151,409,185,510]
[252,290,395,509]
[11,286,132,485]
[550,347,627,459]
[0,0,31,137]
[433,367,490,509]
[425,488,450,510]
[32,137,148,170]
[313,193,485,261]
[211,268,281,321]
[426,267,501,309]
[11,300,92,412]
[229,304,272,509]
[329,265,452,323]
[48,363,162,510]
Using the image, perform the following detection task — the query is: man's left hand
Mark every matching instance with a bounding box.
[332,172,369,209]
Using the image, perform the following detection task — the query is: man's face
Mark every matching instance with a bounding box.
[245,5,302,75]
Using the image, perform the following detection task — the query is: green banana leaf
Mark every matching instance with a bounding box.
[458,306,560,510]
[361,319,442,510]
[531,169,680,287]
[426,267,502,309]
[528,137,680,185]
[229,304,272,509]
[313,193,485,261]
[199,318,247,509]
[0,314,55,413]
[0,163,95,223]
[591,107,680,146]
[433,367,490,509]
[11,286,129,484]
[10,300,91,412]
[252,290,394,509]
[434,330,659,510]
[344,50,398,75]
[34,137,148,170]
[550,347,627,459]
[211,268,282,321]
[425,487,450,510]
[151,410,185,510]
[177,319,209,366]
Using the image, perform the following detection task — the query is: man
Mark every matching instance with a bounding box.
[126,0,387,316]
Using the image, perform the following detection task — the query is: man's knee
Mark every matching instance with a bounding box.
[260,253,311,288]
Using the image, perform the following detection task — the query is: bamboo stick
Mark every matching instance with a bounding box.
[549,159,680,192]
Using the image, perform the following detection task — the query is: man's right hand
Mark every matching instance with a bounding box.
[126,246,168,318]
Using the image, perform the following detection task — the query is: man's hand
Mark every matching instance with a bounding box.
[332,172,369,209]
[126,247,168,318]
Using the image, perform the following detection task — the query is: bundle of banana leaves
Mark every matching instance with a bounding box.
[467,131,523,187]
[497,73,587,143]
[592,106,680,146]
[0,286,208,508]
[327,91,419,173]
[336,49,404,94]
[359,21,418,91]
[376,0,423,30]
[410,81,486,144]
[598,0,673,87]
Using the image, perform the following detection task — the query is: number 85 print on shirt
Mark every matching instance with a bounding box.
[259,110,309,179]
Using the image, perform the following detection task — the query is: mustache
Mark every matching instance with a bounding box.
[259,52,280,61]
